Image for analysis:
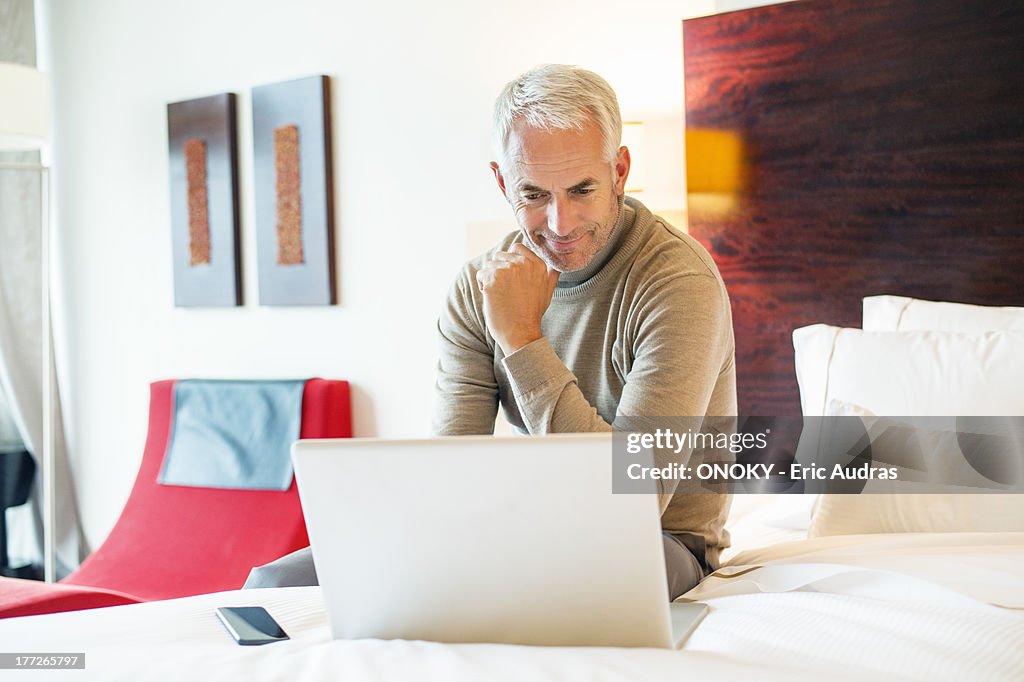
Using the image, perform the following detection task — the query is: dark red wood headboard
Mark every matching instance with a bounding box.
[683,0,1024,416]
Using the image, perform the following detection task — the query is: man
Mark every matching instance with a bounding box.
[245,65,735,599]
[433,64,736,598]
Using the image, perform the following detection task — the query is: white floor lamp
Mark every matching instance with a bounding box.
[0,61,55,582]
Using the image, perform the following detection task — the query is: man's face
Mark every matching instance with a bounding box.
[492,120,630,273]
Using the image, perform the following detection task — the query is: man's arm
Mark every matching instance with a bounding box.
[432,270,500,436]
[506,273,733,513]
[502,273,732,434]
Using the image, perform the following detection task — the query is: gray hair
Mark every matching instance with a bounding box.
[492,64,622,170]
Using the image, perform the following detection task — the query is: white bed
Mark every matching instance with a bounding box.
[1,529,1021,681]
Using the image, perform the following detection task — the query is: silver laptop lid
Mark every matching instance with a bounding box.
[292,433,673,648]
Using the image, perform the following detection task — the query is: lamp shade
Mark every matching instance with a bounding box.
[622,121,644,193]
[0,62,49,151]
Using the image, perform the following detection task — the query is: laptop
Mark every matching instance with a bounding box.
[291,433,708,648]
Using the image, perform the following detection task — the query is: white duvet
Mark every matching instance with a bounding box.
[720,530,1024,608]
[2,532,1022,682]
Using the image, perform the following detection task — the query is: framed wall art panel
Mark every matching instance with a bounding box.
[167,93,242,307]
[252,75,335,306]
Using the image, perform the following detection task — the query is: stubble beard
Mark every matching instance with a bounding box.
[532,196,619,273]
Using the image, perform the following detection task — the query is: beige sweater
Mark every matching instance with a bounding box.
[433,196,737,567]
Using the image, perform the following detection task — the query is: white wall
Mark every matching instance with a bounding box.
[716,0,793,13]
[41,0,716,551]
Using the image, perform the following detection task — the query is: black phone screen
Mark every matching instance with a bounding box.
[216,606,290,645]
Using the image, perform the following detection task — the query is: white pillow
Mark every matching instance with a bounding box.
[863,295,1024,333]
[792,323,1024,536]
[789,324,1024,538]
[792,324,1024,417]
[809,400,1024,536]
[811,488,1024,535]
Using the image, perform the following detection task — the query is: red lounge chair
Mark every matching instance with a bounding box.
[0,378,351,618]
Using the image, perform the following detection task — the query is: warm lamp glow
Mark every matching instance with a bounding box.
[685,128,742,194]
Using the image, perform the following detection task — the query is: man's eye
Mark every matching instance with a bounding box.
[523,193,545,201]
[572,188,595,195]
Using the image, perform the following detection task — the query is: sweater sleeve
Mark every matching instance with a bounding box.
[432,269,500,435]
[505,273,730,428]
[501,337,611,433]
[616,273,732,421]
[501,273,733,509]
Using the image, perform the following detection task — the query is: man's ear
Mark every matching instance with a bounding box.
[490,162,509,202]
[613,145,631,196]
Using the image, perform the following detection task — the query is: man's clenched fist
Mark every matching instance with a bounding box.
[475,243,560,355]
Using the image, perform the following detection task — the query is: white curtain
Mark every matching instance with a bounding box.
[0,158,85,578]
[0,0,85,578]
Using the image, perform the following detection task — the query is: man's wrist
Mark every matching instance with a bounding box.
[497,328,543,355]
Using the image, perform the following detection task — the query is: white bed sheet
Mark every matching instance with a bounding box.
[722,530,1024,608]
[0,586,845,682]
[1,532,1021,682]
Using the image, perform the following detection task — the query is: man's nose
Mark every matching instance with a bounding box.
[545,197,574,237]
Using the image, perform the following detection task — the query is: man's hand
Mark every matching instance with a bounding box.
[476,243,560,355]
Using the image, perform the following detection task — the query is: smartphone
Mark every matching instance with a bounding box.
[215,606,290,645]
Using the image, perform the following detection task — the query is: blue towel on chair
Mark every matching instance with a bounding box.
[158,379,306,490]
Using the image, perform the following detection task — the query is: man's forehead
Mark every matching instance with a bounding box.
[507,165,609,194]
[506,119,605,162]
[504,122,610,189]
